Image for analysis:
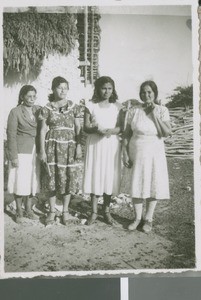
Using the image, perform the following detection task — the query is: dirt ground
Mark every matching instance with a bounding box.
[4,158,195,273]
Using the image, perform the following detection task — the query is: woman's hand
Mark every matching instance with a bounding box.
[123,151,132,168]
[105,129,114,138]
[144,102,155,115]
[97,128,116,138]
[75,144,82,160]
[39,151,47,163]
[11,159,18,168]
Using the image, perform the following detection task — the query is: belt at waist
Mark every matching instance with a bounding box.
[49,126,74,131]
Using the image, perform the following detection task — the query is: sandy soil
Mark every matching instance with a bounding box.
[4,158,195,273]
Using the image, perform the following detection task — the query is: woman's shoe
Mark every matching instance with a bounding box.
[45,211,56,226]
[62,211,72,225]
[86,212,97,225]
[104,212,115,225]
[142,220,153,233]
[24,210,38,220]
[128,219,141,231]
[15,211,23,224]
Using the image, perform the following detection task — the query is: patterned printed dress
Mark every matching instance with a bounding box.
[39,100,80,195]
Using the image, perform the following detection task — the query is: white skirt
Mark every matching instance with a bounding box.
[83,134,121,196]
[7,147,40,196]
[129,134,170,200]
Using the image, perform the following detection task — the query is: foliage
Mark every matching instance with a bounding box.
[166,85,193,108]
[3,12,78,85]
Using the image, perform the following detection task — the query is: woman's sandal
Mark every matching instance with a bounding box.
[86,212,97,225]
[45,211,56,226]
[128,219,141,231]
[104,212,115,226]
[15,211,24,224]
[142,220,153,233]
[62,211,72,226]
[24,210,38,220]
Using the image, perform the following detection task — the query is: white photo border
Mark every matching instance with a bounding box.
[0,0,200,279]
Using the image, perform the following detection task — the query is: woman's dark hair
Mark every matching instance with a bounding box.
[92,76,118,103]
[18,85,37,106]
[49,76,69,102]
[139,80,158,103]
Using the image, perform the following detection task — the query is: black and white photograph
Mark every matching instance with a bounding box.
[2,0,200,276]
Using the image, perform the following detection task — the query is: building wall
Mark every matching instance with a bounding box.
[98,14,192,103]
[4,9,192,132]
[3,7,95,134]
[3,43,93,136]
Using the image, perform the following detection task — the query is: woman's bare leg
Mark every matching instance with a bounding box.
[142,198,157,233]
[45,191,56,225]
[128,198,143,230]
[103,193,115,225]
[86,193,99,225]
[14,194,23,223]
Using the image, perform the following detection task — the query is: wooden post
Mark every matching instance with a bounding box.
[84,6,88,87]
[90,7,95,84]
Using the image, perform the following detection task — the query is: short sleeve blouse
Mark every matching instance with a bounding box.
[127,107,137,125]
[126,104,170,125]
[156,105,170,122]
[38,100,80,125]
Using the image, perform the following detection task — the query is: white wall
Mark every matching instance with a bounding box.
[3,43,93,137]
[3,9,192,133]
[98,14,192,103]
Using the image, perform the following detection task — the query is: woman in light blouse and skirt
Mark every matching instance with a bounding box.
[7,85,40,223]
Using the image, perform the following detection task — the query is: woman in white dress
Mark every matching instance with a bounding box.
[83,76,122,225]
[123,81,171,233]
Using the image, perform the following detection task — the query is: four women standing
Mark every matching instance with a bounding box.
[6,77,170,232]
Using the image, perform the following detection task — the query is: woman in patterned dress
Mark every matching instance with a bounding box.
[123,81,171,233]
[83,76,122,225]
[39,76,82,226]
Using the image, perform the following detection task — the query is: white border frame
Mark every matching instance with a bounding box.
[0,0,200,279]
